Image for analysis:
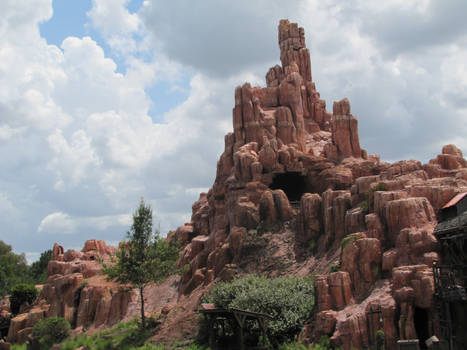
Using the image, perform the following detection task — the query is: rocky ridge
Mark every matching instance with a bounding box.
[5,20,467,350]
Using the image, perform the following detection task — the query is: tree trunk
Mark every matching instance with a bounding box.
[140,286,145,329]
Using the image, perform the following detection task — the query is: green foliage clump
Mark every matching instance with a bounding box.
[0,241,53,297]
[329,264,340,273]
[308,239,317,253]
[340,234,363,253]
[11,344,27,350]
[278,335,337,350]
[374,182,386,192]
[339,234,364,266]
[0,241,32,296]
[32,317,70,349]
[376,329,385,350]
[9,283,38,315]
[29,249,52,284]
[102,198,181,329]
[202,275,315,345]
[360,200,369,213]
[279,343,310,350]
[62,318,209,350]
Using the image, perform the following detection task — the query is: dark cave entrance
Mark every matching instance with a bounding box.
[414,307,429,349]
[269,172,308,202]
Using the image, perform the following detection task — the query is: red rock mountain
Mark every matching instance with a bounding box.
[6,19,467,350]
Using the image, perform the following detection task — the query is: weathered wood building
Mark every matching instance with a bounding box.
[433,192,467,349]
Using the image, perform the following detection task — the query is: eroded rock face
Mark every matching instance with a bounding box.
[9,19,467,350]
[168,19,466,350]
[7,240,140,343]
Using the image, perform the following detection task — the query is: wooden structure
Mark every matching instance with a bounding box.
[199,304,273,350]
[433,193,467,350]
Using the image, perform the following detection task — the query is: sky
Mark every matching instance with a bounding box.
[1,0,466,262]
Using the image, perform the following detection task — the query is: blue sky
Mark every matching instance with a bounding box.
[39,0,190,123]
[1,0,466,262]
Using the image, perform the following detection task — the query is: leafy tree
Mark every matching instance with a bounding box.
[202,275,315,345]
[0,240,32,296]
[30,249,52,284]
[102,198,181,328]
[32,316,70,349]
[10,283,38,315]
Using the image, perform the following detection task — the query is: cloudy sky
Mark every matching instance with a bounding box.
[1,0,466,262]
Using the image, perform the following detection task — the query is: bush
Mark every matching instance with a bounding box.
[376,329,385,350]
[0,241,32,297]
[9,283,38,315]
[202,275,315,345]
[29,249,52,284]
[32,317,71,349]
[360,200,369,213]
[279,343,310,350]
[329,264,340,273]
[374,182,386,192]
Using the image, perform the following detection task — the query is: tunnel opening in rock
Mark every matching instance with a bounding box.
[270,172,308,202]
[414,307,429,349]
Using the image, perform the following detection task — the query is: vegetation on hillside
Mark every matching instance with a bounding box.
[32,316,71,349]
[60,318,209,350]
[102,198,182,328]
[0,241,52,297]
[201,275,315,346]
[9,284,38,315]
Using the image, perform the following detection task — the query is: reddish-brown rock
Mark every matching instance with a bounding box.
[384,197,436,240]
[341,237,382,298]
[329,99,362,159]
[298,193,322,241]
[10,20,467,350]
[323,190,351,247]
[315,272,353,312]
[52,243,64,261]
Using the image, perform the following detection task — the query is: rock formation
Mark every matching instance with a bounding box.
[170,19,467,349]
[6,240,182,344]
[7,20,467,350]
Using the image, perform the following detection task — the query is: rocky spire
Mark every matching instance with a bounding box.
[279,19,312,82]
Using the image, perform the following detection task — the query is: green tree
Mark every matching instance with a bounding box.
[202,275,315,345]
[33,316,71,349]
[30,249,52,284]
[0,240,32,296]
[102,198,181,328]
[10,283,38,315]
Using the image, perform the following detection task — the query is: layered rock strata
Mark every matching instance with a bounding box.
[8,20,467,350]
[171,20,467,349]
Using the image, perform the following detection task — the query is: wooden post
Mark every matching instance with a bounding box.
[207,315,214,349]
[233,311,247,350]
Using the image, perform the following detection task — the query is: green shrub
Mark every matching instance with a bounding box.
[62,318,161,350]
[9,283,38,315]
[308,239,317,253]
[10,344,27,350]
[376,329,385,350]
[202,275,315,345]
[279,343,310,350]
[29,249,52,284]
[32,317,70,349]
[329,264,340,273]
[309,335,335,349]
[374,182,386,192]
[340,234,363,252]
[360,200,369,213]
